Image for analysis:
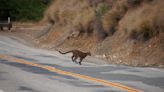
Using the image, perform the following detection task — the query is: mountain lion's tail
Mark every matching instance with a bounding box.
[58,51,72,54]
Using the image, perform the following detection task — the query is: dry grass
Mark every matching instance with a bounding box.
[37,0,164,67]
[101,0,164,66]
[119,0,164,41]
[43,0,164,41]
[44,0,96,32]
[103,0,128,35]
[43,0,111,42]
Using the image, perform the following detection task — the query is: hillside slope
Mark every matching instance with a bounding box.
[37,0,164,67]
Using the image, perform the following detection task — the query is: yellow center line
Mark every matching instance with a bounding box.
[0,54,142,92]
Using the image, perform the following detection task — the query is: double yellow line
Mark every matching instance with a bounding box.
[0,54,142,92]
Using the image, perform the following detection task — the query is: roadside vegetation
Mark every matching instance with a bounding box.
[0,0,52,21]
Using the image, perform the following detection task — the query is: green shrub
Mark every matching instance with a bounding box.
[96,3,110,17]
[0,0,51,21]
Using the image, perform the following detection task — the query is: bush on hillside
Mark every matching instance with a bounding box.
[103,0,128,35]
[127,0,164,41]
[96,3,110,17]
[129,22,154,41]
[0,0,51,21]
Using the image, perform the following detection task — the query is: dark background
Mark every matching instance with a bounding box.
[0,0,52,21]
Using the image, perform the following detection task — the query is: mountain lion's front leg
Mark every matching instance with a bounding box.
[79,58,84,65]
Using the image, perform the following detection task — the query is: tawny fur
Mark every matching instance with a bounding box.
[58,50,91,65]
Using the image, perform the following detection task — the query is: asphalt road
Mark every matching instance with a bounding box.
[0,35,164,92]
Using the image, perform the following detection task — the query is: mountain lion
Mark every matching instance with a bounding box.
[58,50,91,65]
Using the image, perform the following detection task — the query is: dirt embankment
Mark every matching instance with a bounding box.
[33,0,163,67]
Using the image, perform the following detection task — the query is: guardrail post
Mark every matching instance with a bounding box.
[8,17,10,23]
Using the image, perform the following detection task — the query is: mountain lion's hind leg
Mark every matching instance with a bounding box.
[72,56,75,62]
